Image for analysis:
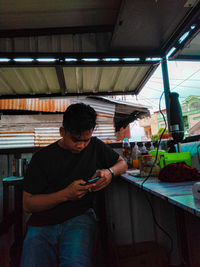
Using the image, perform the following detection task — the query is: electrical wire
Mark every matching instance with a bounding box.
[152,77,200,82]
[197,144,200,165]
[140,91,174,257]
[149,80,200,90]
[144,191,173,256]
[141,91,167,186]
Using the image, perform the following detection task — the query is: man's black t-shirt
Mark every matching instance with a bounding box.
[23,137,119,226]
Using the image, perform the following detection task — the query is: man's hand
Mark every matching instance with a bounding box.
[63,179,96,200]
[23,180,96,213]
[88,169,112,192]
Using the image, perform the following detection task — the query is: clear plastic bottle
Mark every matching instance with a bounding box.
[122,138,132,168]
[132,142,140,169]
[141,142,148,154]
[150,141,154,151]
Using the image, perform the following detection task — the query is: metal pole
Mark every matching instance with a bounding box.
[161,58,171,130]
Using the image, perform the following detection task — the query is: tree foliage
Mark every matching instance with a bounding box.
[151,134,158,141]
[157,128,168,136]
[151,128,168,141]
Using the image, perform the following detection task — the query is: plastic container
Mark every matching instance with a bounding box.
[150,142,154,151]
[122,138,132,168]
[159,152,192,168]
[132,142,140,169]
[145,149,166,176]
[141,142,148,154]
[139,154,153,177]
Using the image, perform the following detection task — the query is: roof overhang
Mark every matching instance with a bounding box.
[0,0,200,98]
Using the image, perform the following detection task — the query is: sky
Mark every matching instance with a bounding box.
[125,60,200,140]
[127,60,200,113]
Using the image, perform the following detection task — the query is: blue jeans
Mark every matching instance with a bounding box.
[20,208,98,267]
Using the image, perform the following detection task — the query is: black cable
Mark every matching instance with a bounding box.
[197,144,200,165]
[144,192,173,256]
[141,91,166,186]
[141,91,174,258]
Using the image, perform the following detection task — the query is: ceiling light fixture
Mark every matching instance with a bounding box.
[14,58,34,62]
[65,58,77,62]
[36,58,57,62]
[103,58,120,61]
[145,57,162,61]
[178,31,190,44]
[166,47,176,59]
[82,58,99,62]
[0,58,11,62]
[122,58,140,61]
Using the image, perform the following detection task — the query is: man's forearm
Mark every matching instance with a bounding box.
[23,188,68,213]
[111,157,128,176]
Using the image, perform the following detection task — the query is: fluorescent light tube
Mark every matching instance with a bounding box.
[178,31,190,44]
[146,57,162,61]
[122,58,140,61]
[36,58,56,62]
[103,58,120,61]
[65,58,77,62]
[14,58,34,62]
[82,58,99,62]
[166,47,176,59]
[0,58,11,62]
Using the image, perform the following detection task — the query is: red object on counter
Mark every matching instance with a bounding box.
[158,162,200,182]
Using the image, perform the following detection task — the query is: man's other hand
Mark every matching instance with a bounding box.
[63,180,96,200]
[88,169,112,192]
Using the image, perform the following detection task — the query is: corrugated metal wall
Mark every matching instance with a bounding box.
[0,132,34,148]
[0,98,116,147]
[0,98,115,114]
[34,127,60,147]
[0,98,71,112]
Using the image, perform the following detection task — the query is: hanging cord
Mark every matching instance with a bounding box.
[140,91,173,258]
[197,144,200,165]
[144,192,173,256]
[141,91,167,186]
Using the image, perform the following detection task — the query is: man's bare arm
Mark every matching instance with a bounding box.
[110,156,128,176]
[23,180,96,213]
[88,156,128,192]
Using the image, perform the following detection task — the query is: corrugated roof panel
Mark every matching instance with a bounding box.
[0,33,112,53]
[175,31,200,58]
[0,65,154,96]
[0,68,28,94]
[63,66,151,94]
[111,66,150,91]
[128,66,150,90]
[82,67,101,92]
[20,67,60,94]
[99,67,120,92]
[40,68,60,93]
[63,67,77,93]
[0,67,60,96]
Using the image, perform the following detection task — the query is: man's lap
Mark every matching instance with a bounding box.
[20,208,97,267]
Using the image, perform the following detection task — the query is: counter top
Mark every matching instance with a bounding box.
[121,172,200,217]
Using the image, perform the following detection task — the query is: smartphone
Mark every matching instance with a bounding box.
[85,176,100,185]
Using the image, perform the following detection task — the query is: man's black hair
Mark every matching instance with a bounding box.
[63,103,97,134]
